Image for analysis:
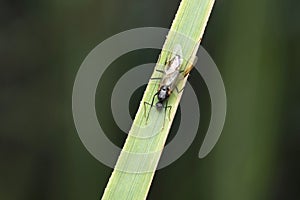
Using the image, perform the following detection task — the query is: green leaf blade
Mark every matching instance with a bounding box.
[102,0,215,199]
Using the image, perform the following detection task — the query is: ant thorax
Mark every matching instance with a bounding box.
[157,85,170,101]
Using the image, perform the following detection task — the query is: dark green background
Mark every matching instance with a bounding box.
[1,0,299,199]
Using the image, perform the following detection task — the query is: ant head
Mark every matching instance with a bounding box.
[156,102,163,110]
[161,85,168,91]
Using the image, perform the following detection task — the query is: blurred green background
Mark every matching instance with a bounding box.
[1,0,300,199]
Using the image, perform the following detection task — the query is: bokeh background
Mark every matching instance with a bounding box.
[1,0,300,199]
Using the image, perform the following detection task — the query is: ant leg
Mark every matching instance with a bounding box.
[143,101,151,117]
[143,93,157,123]
[150,77,162,84]
[163,101,167,129]
[162,100,172,129]
[175,86,185,94]
[155,69,165,74]
[150,77,162,81]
